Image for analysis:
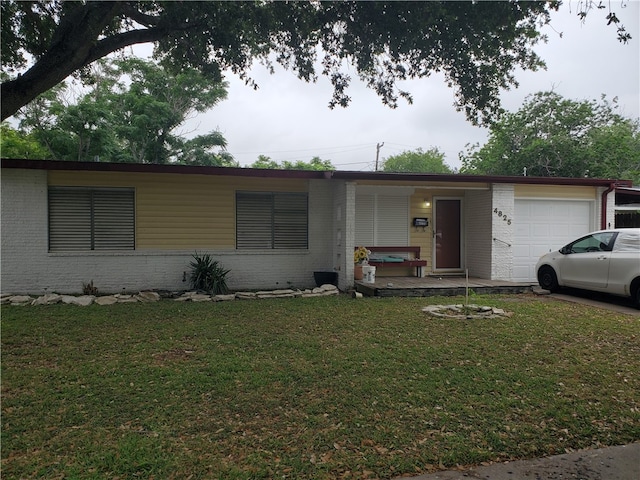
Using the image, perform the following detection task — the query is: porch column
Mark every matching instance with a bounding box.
[491,183,515,280]
[332,180,357,291]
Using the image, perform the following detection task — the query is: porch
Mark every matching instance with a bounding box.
[354,275,534,297]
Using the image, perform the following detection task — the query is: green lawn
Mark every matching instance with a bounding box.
[2,294,639,479]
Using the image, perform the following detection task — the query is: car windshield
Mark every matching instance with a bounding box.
[612,231,640,252]
[566,232,616,253]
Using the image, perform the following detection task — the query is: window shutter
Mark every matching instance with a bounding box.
[376,195,408,245]
[48,187,135,251]
[49,189,92,251]
[355,194,375,245]
[236,192,273,249]
[93,190,135,250]
[236,191,308,249]
[354,194,409,246]
[273,193,307,249]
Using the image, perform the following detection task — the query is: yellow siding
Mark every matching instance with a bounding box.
[514,184,597,200]
[48,171,308,249]
[408,189,434,272]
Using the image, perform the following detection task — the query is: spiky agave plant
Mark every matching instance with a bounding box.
[189,252,230,295]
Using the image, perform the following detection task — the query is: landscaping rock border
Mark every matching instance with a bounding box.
[422,304,512,319]
[1,284,340,307]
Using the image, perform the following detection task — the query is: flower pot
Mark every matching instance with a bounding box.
[354,265,363,280]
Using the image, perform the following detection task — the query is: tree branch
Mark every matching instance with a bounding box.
[120,3,161,27]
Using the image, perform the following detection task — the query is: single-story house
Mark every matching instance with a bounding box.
[1,158,632,294]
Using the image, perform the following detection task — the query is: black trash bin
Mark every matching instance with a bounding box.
[313,271,338,287]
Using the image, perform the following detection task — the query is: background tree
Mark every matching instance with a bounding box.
[17,58,235,165]
[250,155,282,170]
[382,148,453,173]
[0,123,50,158]
[459,91,640,183]
[250,156,334,171]
[2,1,630,122]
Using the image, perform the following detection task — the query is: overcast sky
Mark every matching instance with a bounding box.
[180,2,640,171]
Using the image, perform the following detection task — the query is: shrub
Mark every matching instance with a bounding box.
[188,252,230,294]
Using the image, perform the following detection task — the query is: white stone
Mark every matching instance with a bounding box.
[31,294,62,305]
[257,293,296,299]
[62,295,95,306]
[95,296,119,305]
[235,292,257,299]
[323,289,339,296]
[212,294,236,302]
[9,295,32,305]
[190,294,211,302]
[136,291,161,302]
[117,298,139,303]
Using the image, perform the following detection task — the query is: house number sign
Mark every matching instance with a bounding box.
[494,208,512,225]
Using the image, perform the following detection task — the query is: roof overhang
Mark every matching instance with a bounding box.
[1,158,633,188]
[616,186,640,206]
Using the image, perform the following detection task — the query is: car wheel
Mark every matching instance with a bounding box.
[632,281,640,309]
[538,266,559,292]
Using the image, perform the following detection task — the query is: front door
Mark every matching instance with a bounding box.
[434,198,462,271]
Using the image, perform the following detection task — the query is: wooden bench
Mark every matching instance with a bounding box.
[363,246,427,277]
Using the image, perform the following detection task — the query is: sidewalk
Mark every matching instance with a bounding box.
[395,443,639,480]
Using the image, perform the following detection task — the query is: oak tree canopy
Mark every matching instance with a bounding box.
[1,1,630,123]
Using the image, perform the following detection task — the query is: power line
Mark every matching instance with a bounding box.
[230,143,373,156]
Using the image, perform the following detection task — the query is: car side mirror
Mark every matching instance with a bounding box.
[559,246,571,255]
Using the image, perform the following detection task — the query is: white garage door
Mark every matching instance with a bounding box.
[513,200,593,282]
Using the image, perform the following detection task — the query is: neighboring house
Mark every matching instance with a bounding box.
[615,187,640,228]
[1,159,631,294]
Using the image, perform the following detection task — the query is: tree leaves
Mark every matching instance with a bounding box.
[460,91,640,182]
[0,1,559,123]
[382,148,453,173]
[17,58,235,165]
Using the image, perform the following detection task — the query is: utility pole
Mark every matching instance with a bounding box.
[375,142,384,171]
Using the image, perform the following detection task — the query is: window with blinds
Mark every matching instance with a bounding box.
[354,194,409,246]
[48,187,135,252]
[236,191,308,249]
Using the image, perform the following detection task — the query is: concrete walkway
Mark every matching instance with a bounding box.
[396,443,640,480]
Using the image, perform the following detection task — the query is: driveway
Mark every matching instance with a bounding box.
[534,287,640,315]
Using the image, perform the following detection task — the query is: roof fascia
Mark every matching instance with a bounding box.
[1,159,632,188]
[332,170,632,188]
[0,158,331,180]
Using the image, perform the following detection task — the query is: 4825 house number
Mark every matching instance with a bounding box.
[494,208,512,225]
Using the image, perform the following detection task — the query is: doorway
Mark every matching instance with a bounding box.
[434,198,462,271]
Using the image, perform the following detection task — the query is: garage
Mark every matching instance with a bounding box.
[513,200,594,282]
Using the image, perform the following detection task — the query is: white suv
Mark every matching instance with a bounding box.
[536,228,640,308]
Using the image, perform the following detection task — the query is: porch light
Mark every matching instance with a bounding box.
[424,199,431,208]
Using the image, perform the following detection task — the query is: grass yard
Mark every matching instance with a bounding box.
[2,293,639,479]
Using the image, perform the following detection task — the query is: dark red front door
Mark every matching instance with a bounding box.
[435,199,461,269]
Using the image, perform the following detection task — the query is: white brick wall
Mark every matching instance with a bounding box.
[490,184,515,280]
[1,169,49,293]
[464,190,492,278]
[330,180,354,291]
[1,170,338,294]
